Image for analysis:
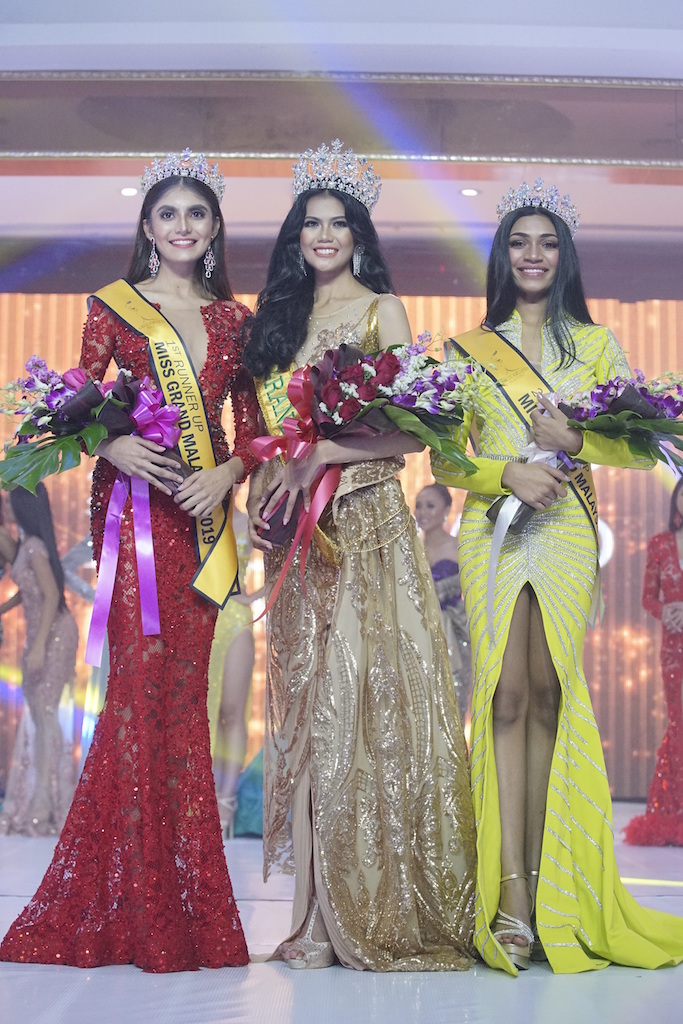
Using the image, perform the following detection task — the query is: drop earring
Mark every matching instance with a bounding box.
[297,247,307,275]
[204,243,216,279]
[148,237,160,278]
[352,244,364,277]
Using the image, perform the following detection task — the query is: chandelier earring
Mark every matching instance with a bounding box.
[148,237,160,278]
[352,244,364,277]
[297,246,307,276]
[203,243,216,279]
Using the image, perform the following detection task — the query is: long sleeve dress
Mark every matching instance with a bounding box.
[433,312,683,975]
[0,296,258,973]
[624,531,683,845]
[259,296,477,971]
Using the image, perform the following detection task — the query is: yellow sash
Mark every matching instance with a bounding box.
[452,326,599,538]
[92,279,238,607]
[255,366,340,565]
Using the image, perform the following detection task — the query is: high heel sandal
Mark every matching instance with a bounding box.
[286,899,335,970]
[492,872,534,971]
[527,869,548,962]
[216,795,238,840]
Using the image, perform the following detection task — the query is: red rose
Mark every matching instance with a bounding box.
[339,397,362,422]
[357,381,378,402]
[374,351,401,386]
[339,364,365,387]
[321,379,344,410]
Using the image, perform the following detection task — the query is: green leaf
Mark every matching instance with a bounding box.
[58,437,83,473]
[379,405,475,474]
[80,422,108,455]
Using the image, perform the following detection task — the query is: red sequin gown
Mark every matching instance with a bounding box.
[625,531,683,846]
[0,297,259,971]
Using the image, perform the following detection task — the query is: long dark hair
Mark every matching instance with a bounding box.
[10,484,67,611]
[669,477,683,532]
[485,207,593,367]
[418,482,453,511]
[243,189,395,379]
[127,176,234,302]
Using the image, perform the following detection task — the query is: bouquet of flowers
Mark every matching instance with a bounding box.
[488,370,683,538]
[251,335,484,612]
[558,370,683,467]
[0,356,184,493]
[305,335,482,474]
[0,356,190,668]
[252,335,483,552]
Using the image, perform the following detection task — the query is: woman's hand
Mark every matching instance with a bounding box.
[501,461,568,510]
[260,451,324,525]
[530,395,582,455]
[662,601,683,633]
[246,467,272,552]
[26,640,46,673]
[97,435,183,495]
[174,459,244,519]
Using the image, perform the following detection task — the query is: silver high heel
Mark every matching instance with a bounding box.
[492,872,534,970]
[216,795,238,840]
[527,868,548,962]
[286,900,335,970]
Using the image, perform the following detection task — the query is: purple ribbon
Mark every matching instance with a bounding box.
[130,384,182,448]
[84,382,179,667]
[85,471,161,668]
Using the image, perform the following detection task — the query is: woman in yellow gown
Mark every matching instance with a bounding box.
[433,180,683,975]
[244,142,476,972]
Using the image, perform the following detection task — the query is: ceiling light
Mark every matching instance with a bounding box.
[121,187,138,197]
[460,188,479,197]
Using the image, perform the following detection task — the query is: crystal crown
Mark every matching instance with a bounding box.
[292,139,382,214]
[140,148,225,202]
[496,177,580,237]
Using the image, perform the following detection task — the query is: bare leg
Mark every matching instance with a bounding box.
[282,810,330,961]
[492,587,532,942]
[213,628,253,834]
[24,693,63,831]
[525,590,560,906]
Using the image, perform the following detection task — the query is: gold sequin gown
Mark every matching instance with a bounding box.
[261,297,477,971]
[0,537,78,836]
[433,313,683,974]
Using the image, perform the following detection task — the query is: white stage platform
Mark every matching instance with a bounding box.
[0,802,682,1024]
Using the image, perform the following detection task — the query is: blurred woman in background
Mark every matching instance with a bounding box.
[0,485,78,835]
[625,477,683,846]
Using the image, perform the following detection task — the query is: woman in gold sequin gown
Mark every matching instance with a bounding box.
[0,485,78,836]
[433,184,683,974]
[243,146,476,972]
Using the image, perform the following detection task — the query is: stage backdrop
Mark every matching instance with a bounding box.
[0,292,680,800]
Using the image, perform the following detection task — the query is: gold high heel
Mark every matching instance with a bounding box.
[492,872,534,970]
[286,899,335,970]
[527,868,548,962]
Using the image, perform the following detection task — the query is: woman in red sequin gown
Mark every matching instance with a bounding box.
[0,158,258,972]
[625,478,683,846]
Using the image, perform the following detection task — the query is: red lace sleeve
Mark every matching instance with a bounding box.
[642,534,665,620]
[230,365,259,477]
[226,308,259,477]
[78,298,117,381]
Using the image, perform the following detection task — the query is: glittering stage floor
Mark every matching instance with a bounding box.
[0,802,682,1024]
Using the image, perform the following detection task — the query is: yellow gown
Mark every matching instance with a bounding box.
[260,296,477,971]
[433,312,683,975]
